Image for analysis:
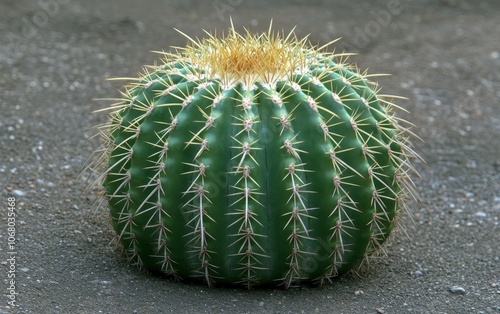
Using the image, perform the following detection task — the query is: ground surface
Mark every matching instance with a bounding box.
[1,0,499,313]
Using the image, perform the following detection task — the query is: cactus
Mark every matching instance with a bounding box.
[88,25,419,288]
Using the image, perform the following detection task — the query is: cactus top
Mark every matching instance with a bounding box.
[163,25,340,90]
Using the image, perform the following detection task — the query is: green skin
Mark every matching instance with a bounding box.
[103,58,407,288]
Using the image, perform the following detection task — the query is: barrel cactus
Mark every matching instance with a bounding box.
[89,25,419,288]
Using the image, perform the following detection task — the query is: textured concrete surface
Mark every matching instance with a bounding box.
[1,0,499,313]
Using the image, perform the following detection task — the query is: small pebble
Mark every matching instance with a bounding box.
[354,290,364,296]
[12,189,25,196]
[475,211,487,218]
[90,280,111,285]
[450,286,466,295]
[412,270,423,277]
[377,308,385,314]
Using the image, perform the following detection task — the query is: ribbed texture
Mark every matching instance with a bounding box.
[97,56,414,288]
[88,30,419,288]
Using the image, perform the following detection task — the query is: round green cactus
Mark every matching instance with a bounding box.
[89,25,419,288]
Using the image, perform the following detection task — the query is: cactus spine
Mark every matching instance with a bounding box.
[89,25,419,288]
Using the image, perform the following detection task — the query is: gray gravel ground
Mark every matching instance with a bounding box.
[1,0,499,313]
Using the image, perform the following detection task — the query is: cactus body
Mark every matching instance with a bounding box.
[92,27,418,288]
